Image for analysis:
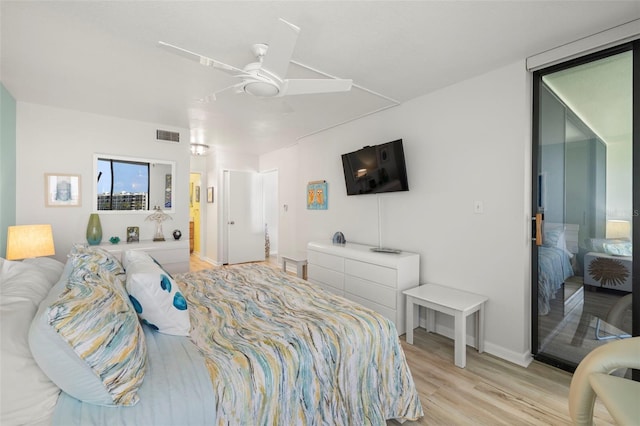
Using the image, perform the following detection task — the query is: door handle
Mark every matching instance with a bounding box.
[532,213,544,246]
[228,221,235,225]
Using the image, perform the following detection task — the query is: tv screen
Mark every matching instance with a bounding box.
[341,139,409,196]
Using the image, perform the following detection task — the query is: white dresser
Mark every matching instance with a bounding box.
[99,239,190,274]
[307,241,419,335]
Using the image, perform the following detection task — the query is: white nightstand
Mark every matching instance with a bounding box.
[403,283,488,368]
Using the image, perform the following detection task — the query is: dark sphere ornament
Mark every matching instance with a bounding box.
[172,229,182,240]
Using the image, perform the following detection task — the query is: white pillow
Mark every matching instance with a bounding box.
[124,250,190,336]
[0,258,61,425]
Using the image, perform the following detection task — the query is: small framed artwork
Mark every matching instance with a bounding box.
[207,186,214,203]
[195,186,200,202]
[45,173,81,207]
[127,226,140,243]
[307,180,328,210]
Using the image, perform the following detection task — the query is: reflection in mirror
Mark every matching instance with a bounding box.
[94,154,175,213]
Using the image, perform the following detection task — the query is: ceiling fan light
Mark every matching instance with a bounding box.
[190,143,209,156]
[244,81,279,97]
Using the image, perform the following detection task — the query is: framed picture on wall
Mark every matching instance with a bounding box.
[307,180,328,210]
[207,186,214,203]
[45,173,81,207]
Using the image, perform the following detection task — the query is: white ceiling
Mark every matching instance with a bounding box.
[2,1,639,155]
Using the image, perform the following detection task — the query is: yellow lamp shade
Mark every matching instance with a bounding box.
[6,224,55,260]
[606,220,631,240]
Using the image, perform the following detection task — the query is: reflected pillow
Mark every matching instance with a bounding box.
[603,242,632,257]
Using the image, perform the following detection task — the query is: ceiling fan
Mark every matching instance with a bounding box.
[159,18,353,101]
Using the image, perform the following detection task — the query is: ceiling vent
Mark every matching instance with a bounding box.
[156,129,180,143]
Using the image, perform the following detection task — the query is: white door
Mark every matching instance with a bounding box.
[224,170,265,264]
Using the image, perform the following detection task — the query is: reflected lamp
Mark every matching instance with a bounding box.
[6,224,55,260]
[606,220,631,240]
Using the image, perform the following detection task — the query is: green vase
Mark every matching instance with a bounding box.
[86,213,102,245]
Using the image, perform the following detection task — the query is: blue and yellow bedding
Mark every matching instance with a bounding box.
[53,262,423,424]
[181,263,423,424]
[538,246,573,315]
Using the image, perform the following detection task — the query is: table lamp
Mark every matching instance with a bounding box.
[5,224,55,260]
[606,220,631,240]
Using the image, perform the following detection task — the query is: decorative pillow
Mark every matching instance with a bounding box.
[123,250,190,336]
[29,261,147,406]
[603,241,632,257]
[0,258,62,425]
[68,243,126,281]
[543,229,563,248]
[588,238,628,254]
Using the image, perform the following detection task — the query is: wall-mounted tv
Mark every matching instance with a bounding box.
[341,139,409,196]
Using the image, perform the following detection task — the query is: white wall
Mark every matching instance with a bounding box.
[261,60,534,365]
[16,103,191,262]
[606,141,633,220]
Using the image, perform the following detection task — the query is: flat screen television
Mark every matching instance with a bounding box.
[341,139,409,196]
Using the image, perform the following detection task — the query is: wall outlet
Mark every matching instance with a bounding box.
[474,200,484,214]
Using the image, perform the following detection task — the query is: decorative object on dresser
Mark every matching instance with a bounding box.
[332,231,346,245]
[306,240,419,335]
[127,226,140,243]
[109,236,120,244]
[5,224,55,260]
[145,206,172,241]
[85,213,102,245]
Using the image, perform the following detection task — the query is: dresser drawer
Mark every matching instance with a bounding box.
[347,293,398,330]
[308,250,344,272]
[345,259,396,288]
[308,264,344,291]
[345,275,396,309]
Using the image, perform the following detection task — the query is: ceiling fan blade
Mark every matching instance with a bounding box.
[261,18,300,80]
[280,78,353,96]
[158,41,248,76]
[197,82,245,103]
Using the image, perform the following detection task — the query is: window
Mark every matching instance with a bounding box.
[97,158,149,211]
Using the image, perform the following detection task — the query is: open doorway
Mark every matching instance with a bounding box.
[263,169,279,264]
[189,172,202,256]
[532,44,636,371]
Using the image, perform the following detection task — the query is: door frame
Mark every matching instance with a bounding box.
[531,41,639,372]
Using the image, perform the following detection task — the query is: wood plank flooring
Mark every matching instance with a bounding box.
[395,329,614,425]
[187,256,615,425]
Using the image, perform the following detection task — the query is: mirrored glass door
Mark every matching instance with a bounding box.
[532,46,635,370]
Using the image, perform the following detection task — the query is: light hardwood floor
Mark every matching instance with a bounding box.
[188,256,615,425]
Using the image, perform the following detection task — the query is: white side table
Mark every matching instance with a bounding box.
[281,253,307,279]
[403,283,488,368]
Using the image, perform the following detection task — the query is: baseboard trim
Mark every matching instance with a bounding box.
[418,319,533,368]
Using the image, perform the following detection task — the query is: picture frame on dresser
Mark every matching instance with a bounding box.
[127,226,139,243]
[45,173,81,207]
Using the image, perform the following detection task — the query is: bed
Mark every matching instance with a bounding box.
[1,246,423,425]
[537,224,578,315]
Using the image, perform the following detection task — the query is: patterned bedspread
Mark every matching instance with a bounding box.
[176,263,423,425]
[538,246,573,316]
